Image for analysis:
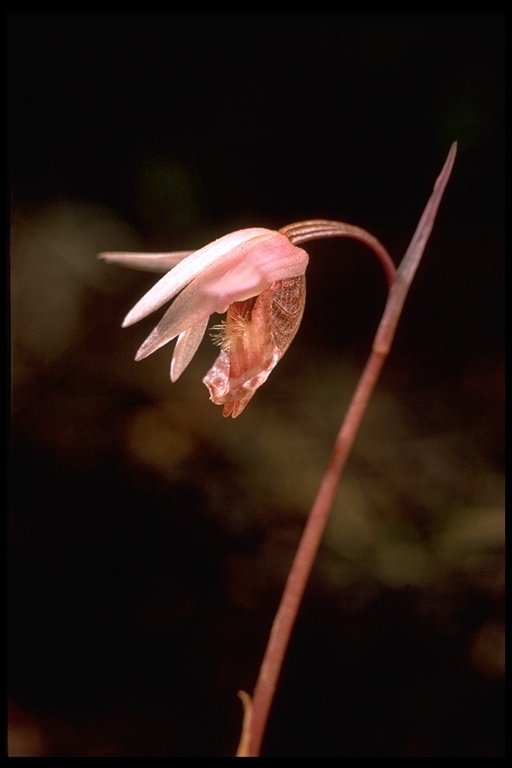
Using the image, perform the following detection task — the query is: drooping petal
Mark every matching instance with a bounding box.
[99,251,193,272]
[170,318,209,382]
[132,232,295,361]
[133,288,220,361]
[122,228,273,327]
[133,246,269,361]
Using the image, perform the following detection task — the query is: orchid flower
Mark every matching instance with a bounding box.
[100,229,310,417]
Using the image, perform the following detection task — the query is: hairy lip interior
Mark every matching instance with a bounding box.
[210,298,257,351]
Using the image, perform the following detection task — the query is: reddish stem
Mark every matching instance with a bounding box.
[237,143,457,757]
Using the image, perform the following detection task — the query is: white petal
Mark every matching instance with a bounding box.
[122,228,273,327]
[99,251,193,272]
[170,319,209,382]
[134,282,222,361]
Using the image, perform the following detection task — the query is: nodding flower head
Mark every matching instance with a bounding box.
[100,228,309,417]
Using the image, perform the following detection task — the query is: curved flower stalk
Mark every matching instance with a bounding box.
[100,143,457,755]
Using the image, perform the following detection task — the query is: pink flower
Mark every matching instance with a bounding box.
[100,228,309,417]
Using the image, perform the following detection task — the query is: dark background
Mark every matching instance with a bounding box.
[8,13,505,756]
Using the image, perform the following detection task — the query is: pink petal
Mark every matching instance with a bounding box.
[170,319,209,382]
[122,228,273,327]
[204,235,308,301]
[133,256,252,361]
[99,251,193,273]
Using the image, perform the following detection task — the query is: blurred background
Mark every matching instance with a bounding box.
[8,14,504,757]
